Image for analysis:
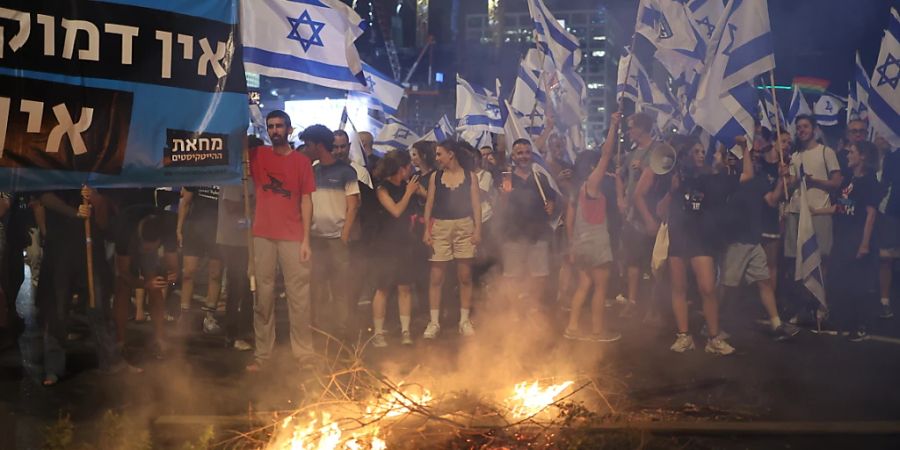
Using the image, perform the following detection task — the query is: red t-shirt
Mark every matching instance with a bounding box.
[250,146,316,241]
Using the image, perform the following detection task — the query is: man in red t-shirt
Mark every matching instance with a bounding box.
[246,110,316,371]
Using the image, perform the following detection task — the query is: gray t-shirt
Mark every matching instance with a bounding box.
[216,183,253,247]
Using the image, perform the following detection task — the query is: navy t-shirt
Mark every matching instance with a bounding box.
[833,173,882,257]
[724,174,769,245]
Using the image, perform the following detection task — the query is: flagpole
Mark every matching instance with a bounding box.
[82,187,96,308]
[768,71,789,199]
[616,32,639,172]
[242,139,257,304]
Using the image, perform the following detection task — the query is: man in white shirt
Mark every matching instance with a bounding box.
[784,114,842,259]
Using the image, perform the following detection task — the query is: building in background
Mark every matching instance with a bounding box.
[462,1,617,144]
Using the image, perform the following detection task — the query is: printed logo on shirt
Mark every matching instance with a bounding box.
[836,182,856,216]
[262,172,291,199]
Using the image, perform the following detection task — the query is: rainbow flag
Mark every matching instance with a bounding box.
[793,76,830,95]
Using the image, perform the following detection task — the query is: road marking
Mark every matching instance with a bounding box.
[866,334,900,346]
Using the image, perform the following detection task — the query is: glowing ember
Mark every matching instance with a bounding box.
[275,413,386,450]
[365,383,433,419]
[505,380,574,419]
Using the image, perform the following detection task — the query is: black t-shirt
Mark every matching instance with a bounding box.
[504,169,556,242]
[833,173,882,256]
[757,159,781,237]
[724,174,769,245]
[185,186,219,221]
[883,150,900,217]
[670,172,736,244]
[375,180,414,248]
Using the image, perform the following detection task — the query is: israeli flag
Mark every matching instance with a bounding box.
[348,63,405,116]
[813,93,845,127]
[527,0,586,128]
[686,0,725,45]
[242,0,367,90]
[786,86,812,135]
[795,167,827,309]
[635,0,704,76]
[527,0,581,73]
[373,116,419,154]
[512,49,548,130]
[866,7,900,148]
[691,0,774,146]
[502,99,561,196]
[848,52,870,124]
[758,87,784,132]
[418,115,456,143]
[457,75,504,134]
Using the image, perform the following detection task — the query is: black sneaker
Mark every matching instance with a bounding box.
[773,323,800,341]
[879,304,894,319]
[848,330,868,342]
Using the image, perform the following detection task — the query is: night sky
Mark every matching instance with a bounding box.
[604,0,896,96]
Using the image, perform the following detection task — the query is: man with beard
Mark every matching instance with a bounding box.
[246,110,316,372]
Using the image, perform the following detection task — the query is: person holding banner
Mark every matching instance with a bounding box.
[422,140,482,339]
[246,111,317,372]
[177,186,224,334]
[35,188,138,385]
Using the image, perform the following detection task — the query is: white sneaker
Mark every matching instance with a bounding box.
[705,335,735,356]
[670,333,695,353]
[233,339,253,351]
[202,316,222,334]
[401,330,413,345]
[615,294,628,305]
[458,320,475,337]
[423,322,440,339]
[372,333,387,348]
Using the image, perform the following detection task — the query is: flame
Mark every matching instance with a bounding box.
[276,412,386,450]
[505,380,574,419]
[365,383,433,419]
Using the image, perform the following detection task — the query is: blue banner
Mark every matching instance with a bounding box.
[0,0,248,190]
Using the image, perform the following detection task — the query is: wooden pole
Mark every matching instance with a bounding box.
[82,187,96,308]
[768,71,790,199]
[242,142,257,299]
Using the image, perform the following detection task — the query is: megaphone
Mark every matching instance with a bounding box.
[649,142,677,175]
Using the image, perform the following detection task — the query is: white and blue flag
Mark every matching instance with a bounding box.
[457,75,504,134]
[686,0,725,46]
[419,115,456,143]
[758,86,785,132]
[348,63,405,115]
[635,0,704,76]
[867,7,900,148]
[512,49,548,134]
[848,52,871,124]
[813,93,845,127]
[795,167,827,308]
[373,116,419,154]
[241,0,368,90]
[527,0,586,128]
[786,85,812,134]
[691,0,774,146]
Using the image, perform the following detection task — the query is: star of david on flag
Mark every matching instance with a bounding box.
[286,10,325,52]
[242,0,368,90]
[348,63,405,116]
[865,7,900,147]
[373,117,419,154]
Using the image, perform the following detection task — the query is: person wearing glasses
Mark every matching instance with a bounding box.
[838,119,871,177]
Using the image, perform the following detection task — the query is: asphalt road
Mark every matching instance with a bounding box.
[3,276,900,449]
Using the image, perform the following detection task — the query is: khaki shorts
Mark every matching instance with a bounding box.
[429,218,476,262]
[721,243,770,287]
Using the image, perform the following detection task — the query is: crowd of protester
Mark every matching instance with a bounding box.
[0,108,898,385]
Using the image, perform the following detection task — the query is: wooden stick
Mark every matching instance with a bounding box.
[532,164,548,205]
[769,71,790,199]
[83,189,96,308]
[242,141,256,297]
